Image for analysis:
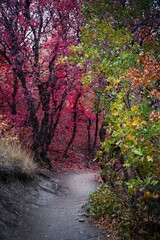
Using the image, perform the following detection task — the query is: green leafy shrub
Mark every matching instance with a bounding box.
[87,184,160,239]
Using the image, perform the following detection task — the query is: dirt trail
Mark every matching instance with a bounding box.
[12,172,106,240]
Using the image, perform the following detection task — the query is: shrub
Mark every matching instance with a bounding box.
[87,184,160,240]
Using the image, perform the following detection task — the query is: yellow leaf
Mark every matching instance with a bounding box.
[112,110,119,116]
[113,79,120,85]
[141,120,147,125]
[147,156,153,162]
[126,135,132,140]
[105,86,112,91]
[132,119,140,127]
[131,105,139,111]
[133,140,138,145]
[126,120,131,126]
[80,26,85,31]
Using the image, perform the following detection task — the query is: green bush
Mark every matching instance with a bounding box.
[87,184,160,239]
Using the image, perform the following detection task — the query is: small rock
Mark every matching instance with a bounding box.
[79,219,85,222]
[77,213,86,216]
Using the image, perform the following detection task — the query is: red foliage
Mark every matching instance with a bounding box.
[0,0,103,169]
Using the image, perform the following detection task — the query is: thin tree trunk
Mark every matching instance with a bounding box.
[63,92,81,158]
[87,117,92,153]
[92,112,99,155]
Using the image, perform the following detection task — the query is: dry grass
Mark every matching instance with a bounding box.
[0,140,37,176]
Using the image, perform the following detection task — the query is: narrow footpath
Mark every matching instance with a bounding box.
[13,172,106,240]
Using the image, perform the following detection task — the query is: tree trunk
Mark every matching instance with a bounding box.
[87,117,92,153]
[63,92,81,158]
[92,112,99,155]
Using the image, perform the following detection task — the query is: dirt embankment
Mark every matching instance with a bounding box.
[0,172,39,240]
[0,171,106,240]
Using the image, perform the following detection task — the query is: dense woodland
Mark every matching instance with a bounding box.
[0,0,160,239]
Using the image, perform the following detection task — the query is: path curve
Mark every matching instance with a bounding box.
[13,172,106,240]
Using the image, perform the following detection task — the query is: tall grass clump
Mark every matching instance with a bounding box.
[0,116,37,177]
[0,141,37,176]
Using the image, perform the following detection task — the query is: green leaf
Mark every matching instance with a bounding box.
[131,148,143,156]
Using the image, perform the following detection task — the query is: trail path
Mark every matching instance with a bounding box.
[13,172,106,240]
